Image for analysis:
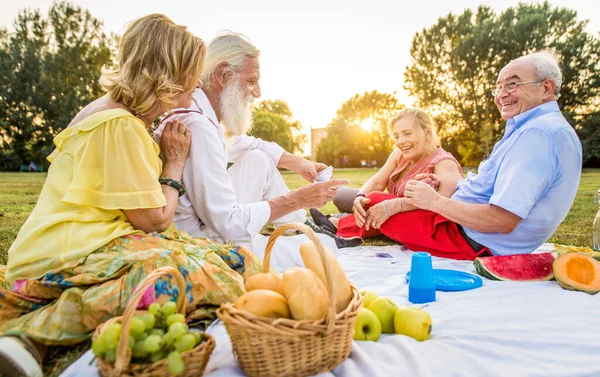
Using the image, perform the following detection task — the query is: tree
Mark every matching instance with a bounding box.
[250,99,306,154]
[0,1,115,170]
[0,28,11,159]
[316,91,402,167]
[404,2,600,166]
[576,110,600,167]
[0,10,47,170]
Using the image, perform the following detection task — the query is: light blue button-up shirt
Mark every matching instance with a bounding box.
[451,101,582,255]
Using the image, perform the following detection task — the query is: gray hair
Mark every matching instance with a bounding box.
[201,31,260,90]
[517,51,562,97]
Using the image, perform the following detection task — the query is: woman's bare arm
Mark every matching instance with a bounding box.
[358,149,400,194]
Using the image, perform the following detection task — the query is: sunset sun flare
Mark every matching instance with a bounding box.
[360,118,374,133]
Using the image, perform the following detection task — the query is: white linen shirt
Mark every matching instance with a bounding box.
[153,89,285,244]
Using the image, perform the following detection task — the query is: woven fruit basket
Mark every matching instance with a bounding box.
[217,222,362,377]
[93,266,215,377]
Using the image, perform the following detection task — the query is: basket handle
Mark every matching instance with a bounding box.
[263,223,337,333]
[114,266,187,374]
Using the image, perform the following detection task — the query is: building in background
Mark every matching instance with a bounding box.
[311,127,327,161]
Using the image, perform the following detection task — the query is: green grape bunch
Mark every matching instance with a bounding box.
[92,301,206,375]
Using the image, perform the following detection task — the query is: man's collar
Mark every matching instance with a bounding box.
[512,101,560,127]
[191,89,219,126]
[504,101,559,136]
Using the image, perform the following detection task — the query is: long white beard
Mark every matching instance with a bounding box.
[219,79,255,137]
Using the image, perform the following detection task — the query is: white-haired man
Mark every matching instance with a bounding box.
[154,31,360,250]
[332,51,581,259]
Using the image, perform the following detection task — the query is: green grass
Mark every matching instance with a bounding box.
[0,168,599,376]
[0,172,48,264]
[550,169,600,246]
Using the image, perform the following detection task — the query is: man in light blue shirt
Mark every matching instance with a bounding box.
[403,51,582,257]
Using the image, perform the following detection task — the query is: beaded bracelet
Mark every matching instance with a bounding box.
[159,177,186,197]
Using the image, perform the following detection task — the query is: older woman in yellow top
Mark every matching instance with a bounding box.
[0,14,264,375]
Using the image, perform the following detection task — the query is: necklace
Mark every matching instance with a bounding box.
[152,109,205,137]
[152,110,172,135]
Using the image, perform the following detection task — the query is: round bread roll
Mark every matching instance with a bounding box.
[235,289,291,319]
[245,272,285,296]
[283,267,329,321]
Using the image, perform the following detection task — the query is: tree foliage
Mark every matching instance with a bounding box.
[576,110,600,167]
[316,91,402,167]
[404,2,600,166]
[0,1,115,170]
[250,99,306,154]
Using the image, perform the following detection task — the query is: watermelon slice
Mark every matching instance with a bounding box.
[474,253,555,281]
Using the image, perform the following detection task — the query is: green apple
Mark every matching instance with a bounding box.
[367,297,398,333]
[394,306,432,341]
[353,308,382,341]
[359,290,378,309]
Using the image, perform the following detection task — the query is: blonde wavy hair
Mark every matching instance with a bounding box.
[100,14,205,117]
[387,108,440,147]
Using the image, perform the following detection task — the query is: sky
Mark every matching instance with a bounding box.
[1,0,599,150]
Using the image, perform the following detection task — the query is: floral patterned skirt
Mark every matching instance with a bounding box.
[0,230,263,345]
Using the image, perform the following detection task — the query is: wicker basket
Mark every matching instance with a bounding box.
[217,222,363,377]
[93,266,216,377]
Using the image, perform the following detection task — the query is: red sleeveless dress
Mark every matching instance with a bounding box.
[337,148,490,260]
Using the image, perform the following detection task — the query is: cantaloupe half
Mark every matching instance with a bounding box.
[553,252,600,295]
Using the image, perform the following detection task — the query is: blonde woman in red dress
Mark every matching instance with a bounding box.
[311,108,472,258]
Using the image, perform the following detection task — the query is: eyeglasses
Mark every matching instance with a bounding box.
[491,80,542,97]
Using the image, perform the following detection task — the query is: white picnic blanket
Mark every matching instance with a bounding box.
[61,242,600,377]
